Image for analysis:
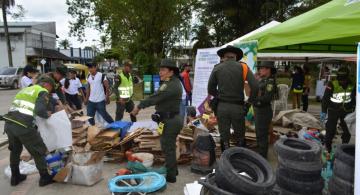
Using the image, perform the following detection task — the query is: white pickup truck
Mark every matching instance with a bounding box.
[0,67,23,89]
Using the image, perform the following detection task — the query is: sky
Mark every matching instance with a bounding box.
[4,0,101,48]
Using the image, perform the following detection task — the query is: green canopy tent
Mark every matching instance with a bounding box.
[244,0,360,53]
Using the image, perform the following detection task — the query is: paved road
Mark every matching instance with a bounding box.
[0,88,204,195]
[0,88,19,145]
[0,87,327,194]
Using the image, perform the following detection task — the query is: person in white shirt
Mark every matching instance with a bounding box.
[20,65,37,88]
[85,64,114,125]
[60,69,85,110]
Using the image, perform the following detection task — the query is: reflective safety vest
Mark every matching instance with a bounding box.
[118,71,133,98]
[330,80,353,104]
[9,85,47,116]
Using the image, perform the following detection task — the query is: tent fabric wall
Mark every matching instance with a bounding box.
[244,0,360,53]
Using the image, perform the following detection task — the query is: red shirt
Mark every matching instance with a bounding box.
[181,71,192,93]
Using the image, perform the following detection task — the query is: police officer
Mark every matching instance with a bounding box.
[51,65,68,104]
[114,60,138,122]
[253,61,277,158]
[131,59,183,183]
[3,76,55,187]
[321,67,355,152]
[208,45,258,151]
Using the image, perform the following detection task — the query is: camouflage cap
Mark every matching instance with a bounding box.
[159,59,178,69]
[55,65,68,76]
[37,75,56,89]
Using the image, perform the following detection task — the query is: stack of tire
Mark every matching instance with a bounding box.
[328,144,354,195]
[200,147,276,195]
[274,138,324,195]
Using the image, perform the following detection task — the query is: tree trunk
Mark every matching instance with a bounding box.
[2,3,13,67]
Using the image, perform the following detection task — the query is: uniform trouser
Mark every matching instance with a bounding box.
[160,115,182,179]
[4,121,48,173]
[254,106,273,158]
[325,108,351,151]
[115,100,136,122]
[217,102,245,146]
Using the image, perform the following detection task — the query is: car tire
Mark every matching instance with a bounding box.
[199,173,235,195]
[277,165,321,182]
[334,144,355,167]
[278,156,322,172]
[328,175,354,195]
[276,169,323,195]
[215,147,275,194]
[11,80,19,89]
[333,159,354,183]
[274,138,321,162]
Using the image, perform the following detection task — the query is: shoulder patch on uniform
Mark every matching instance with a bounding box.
[159,84,167,91]
[266,84,273,92]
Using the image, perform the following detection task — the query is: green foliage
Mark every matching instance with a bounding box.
[196,0,331,46]
[67,0,197,70]
[58,39,71,49]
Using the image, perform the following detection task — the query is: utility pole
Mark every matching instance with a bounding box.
[40,32,44,73]
[2,1,13,67]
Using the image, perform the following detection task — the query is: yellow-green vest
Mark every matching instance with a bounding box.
[9,85,48,116]
[330,80,353,104]
[118,71,133,98]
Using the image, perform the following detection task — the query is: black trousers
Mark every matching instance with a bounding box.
[115,100,137,122]
[65,93,82,110]
[302,94,309,112]
[325,108,351,151]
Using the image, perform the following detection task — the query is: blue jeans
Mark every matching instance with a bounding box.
[87,100,114,125]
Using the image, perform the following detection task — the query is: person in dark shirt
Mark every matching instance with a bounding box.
[290,66,304,109]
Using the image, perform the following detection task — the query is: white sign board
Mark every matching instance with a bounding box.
[355,43,360,195]
[192,47,220,111]
[192,41,258,113]
[40,59,46,65]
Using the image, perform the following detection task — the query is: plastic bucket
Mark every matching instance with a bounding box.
[133,153,154,168]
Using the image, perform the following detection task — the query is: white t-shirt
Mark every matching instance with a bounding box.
[60,77,82,95]
[87,72,107,102]
[20,76,33,88]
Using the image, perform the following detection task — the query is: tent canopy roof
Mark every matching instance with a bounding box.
[244,0,360,53]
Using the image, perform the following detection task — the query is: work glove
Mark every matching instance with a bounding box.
[320,112,327,123]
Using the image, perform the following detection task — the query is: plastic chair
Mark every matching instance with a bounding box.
[272,84,289,116]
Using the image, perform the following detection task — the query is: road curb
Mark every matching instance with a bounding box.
[0,139,8,148]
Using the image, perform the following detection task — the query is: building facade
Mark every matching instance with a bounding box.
[0,22,70,72]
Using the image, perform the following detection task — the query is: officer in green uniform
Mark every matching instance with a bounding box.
[131,59,183,183]
[113,60,139,122]
[3,76,55,187]
[321,67,355,152]
[253,61,277,158]
[208,46,258,151]
[51,66,68,104]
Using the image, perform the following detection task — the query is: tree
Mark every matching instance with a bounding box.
[66,0,197,74]
[191,24,213,54]
[10,4,25,20]
[1,0,15,67]
[59,39,71,49]
[196,0,331,46]
[99,35,108,51]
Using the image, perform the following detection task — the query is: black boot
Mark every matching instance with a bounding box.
[10,167,27,186]
[166,175,176,183]
[39,171,54,187]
